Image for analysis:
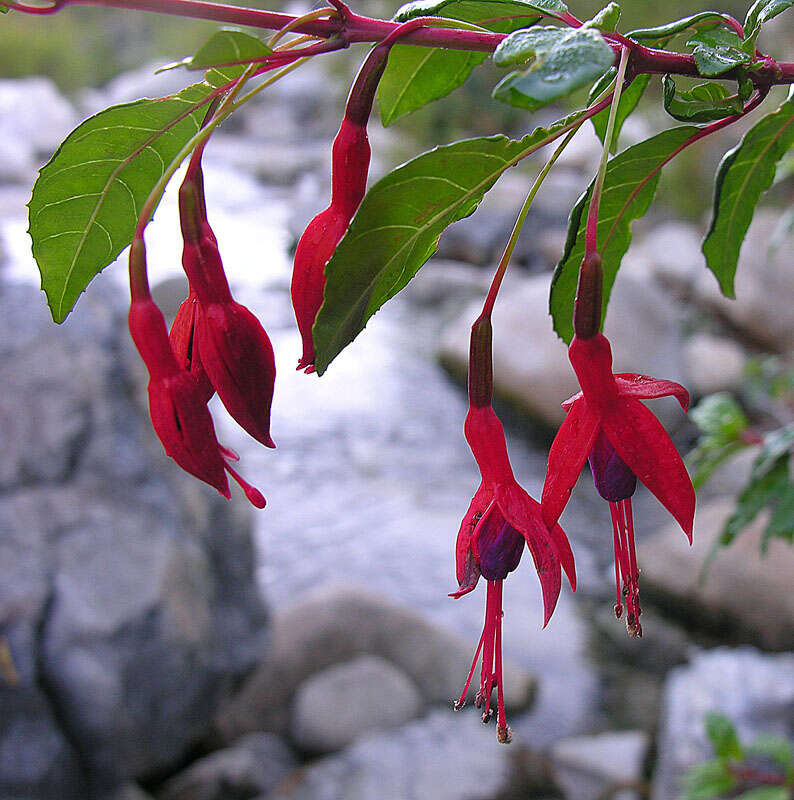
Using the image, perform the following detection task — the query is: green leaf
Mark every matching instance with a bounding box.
[29,83,214,322]
[723,457,789,544]
[682,759,736,800]
[746,0,794,31]
[748,733,794,767]
[752,424,794,480]
[705,713,744,760]
[584,2,620,31]
[549,126,696,343]
[588,70,651,152]
[702,91,794,296]
[380,0,560,125]
[313,112,583,373]
[735,788,790,800]
[493,26,614,110]
[686,27,752,77]
[189,29,271,69]
[689,393,750,488]
[663,75,743,122]
[627,12,738,43]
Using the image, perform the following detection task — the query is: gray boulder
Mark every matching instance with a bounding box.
[652,648,794,800]
[439,271,685,428]
[157,733,296,800]
[0,282,267,795]
[291,656,422,753]
[266,710,517,800]
[215,584,535,742]
[640,499,794,649]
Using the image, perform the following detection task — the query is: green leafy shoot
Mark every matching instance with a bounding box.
[313,110,588,374]
[492,25,614,110]
[379,0,570,125]
[583,2,620,31]
[663,75,744,123]
[702,90,794,297]
[588,71,650,152]
[627,12,741,45]
[689,393,751,489]
[686,27,753,77]
[682,760,737,800]
[745,0,794,33]
[549,126,696,343]
[28,83,215,323]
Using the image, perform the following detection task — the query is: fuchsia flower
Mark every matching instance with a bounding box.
[178,177,276,449]
[128,238,265,508]
[541,253,695,636]
[169,286,214,402]
[452,318,575,743]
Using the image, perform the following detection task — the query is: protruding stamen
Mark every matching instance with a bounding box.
[493,581,511,742]
[454,628,486,711]
[223,460,266,508]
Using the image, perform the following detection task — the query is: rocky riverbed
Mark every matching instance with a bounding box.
[1,59,793,800]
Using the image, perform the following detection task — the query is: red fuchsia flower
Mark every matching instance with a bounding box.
[541,252,695,637]
[452,317,576,743]
[128,237,266,508]
[169,285,214,403]
[178,175,276,449]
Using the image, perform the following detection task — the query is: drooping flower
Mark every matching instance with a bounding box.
[541,252,695,636]
[452,317,576,742]
[178,176,276,448]
[128,237,266,508]
[169,285,214,402]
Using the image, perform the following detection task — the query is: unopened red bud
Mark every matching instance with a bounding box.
[178,179,204,245]
[573,251,603,339]
[468,316,493,409]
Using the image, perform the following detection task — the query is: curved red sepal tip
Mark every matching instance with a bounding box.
[614,374,690,412]
[601,397,695,542]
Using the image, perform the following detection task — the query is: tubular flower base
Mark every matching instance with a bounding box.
[452,404,576,742]
[541,332,695,636]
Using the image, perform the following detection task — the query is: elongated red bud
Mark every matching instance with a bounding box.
[468,316,493,409]
[573,251,603,339]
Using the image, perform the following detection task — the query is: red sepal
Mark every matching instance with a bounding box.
[600,397,695,541]
[541,398,600,530]
[613,374,690,412]
[451,482,490,596]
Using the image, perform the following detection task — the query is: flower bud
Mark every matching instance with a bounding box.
[573,250,603,340]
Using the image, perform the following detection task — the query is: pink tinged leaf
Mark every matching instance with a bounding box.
[494,484,562,627]
[541,398,600,531]
[496,482,576,592]
[601,397,695,541]
[614,374,690,412]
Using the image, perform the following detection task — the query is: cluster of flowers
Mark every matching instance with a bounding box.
[452,251,696,741]
[125,25,696,746]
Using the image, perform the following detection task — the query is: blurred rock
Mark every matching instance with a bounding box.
[438,272,685,428]
[157,733,296,800]
[640,499,794,649]
[0,282,267,794]
[402,259,490,312]
[652,648,794,800]
[267,710,516,800]
[626,221,704,293]
[0,77,78,174]
[291,656,422,753]
[551,731,649,800]
[703,445,758,498]
[215,584,535,742]
[692,211,794,351]
[106,783,155,800]
[682,333,747,396]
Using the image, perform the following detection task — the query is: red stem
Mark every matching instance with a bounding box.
[8,0,794,84]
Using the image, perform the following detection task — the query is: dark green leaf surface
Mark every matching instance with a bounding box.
[550,126,696,342]
[189,29,271,68]
[589,71,651,152]
[686,27,752,76]
[314,114,583,373]
[663,75,743,122]
[723,457,790,544]
[702,91,794,297]
[380,0,564,125]
[689,393,750,489]
[627,12,736,43]
[746,0,794,31]
[493,26,614,110]
[584,2,620,31]
[29,83,213,322]
[705,713,744,760]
